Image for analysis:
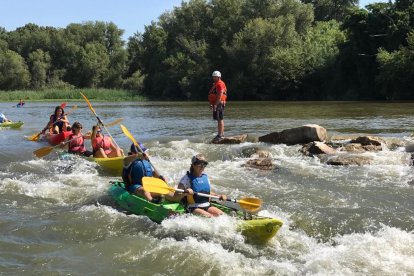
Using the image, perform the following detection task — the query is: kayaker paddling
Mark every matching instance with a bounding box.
[91,124,123,158]
[171,154,227,217]
[122,143,166,203]
[61,122,93,157]
[42,106,70,134]
[0,113,11,123]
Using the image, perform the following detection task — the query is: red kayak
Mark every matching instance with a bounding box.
[44,130,72,146]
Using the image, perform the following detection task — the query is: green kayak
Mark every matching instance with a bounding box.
[108,181,283,244]
[0,121,24,129]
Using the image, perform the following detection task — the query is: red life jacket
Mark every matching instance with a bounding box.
[92,136,112,155]
[68,133,86,153]
[208,79,227,105]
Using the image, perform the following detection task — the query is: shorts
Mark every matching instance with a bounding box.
[127,184,142,193]
[187,205,211,213]
[213,103,224,121]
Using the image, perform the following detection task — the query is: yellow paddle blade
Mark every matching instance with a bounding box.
[33,146,54,158]
[120,124,138,145]
[80,92,97,115]
[65,105,78,116]
[106,118,123,127]
[237,197,262,213]
[27,132,42,141]
[142,176,175,195]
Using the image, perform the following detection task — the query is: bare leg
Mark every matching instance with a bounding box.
[218,119,224,137]
[193,208,214,218]
[207,206,224,216]
[94,148,108,158]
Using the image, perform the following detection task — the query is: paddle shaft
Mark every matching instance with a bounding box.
[80,92,121,149]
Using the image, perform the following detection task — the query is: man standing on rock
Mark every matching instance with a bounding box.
[208,70,227,141]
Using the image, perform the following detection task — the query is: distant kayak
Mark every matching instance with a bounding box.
[0,121,24,129]
[108,181,283,244]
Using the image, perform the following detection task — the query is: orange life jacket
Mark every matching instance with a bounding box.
[208,79,227,105]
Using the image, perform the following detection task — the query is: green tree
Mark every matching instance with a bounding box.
[0,49,30,90]
[27,49,51,89]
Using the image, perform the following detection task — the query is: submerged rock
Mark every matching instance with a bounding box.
[244,158,275,170]
[212,134,247,144]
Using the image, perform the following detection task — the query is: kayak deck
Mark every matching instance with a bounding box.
[0,121,24,129]
[108,181,283,244]
[88,156,124,175]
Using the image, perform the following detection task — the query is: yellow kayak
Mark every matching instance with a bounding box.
[88,156,124,175]
[0,121,24,129]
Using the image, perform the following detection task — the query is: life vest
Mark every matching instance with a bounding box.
[68,133,86,153]
[208,79,227,105]
[92,135,112,155]
[186,172,210,206]
[122,159,153,190]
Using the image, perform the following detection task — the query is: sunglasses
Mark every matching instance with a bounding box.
[194,162,207,168]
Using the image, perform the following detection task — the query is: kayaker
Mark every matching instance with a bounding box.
[61,122,93,157]
[208,70,227,141]
[172,154,227,217]
[42,106,70,134]
[91,124,123,158]
[0,113,11,123]
[122,143,166,203]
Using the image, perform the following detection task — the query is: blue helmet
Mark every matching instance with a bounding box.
[130,143,148,154]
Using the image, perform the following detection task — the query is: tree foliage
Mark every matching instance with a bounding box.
[0,0,413,100]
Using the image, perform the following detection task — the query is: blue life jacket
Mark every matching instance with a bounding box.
[187,172,210,205]
[122,159,153,189]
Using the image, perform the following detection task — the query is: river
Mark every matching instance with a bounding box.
[0,101,413,275]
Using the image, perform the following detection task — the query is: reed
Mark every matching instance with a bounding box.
[0,88,147,102]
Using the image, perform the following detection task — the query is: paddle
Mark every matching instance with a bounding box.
[120,124,162,176]
[80,92,121,150]
[27,103,74,141]
[142,176,262,213]
[106,118,124,127]
[33,136,76,158]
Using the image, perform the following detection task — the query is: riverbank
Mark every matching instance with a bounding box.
[0,88,147,102]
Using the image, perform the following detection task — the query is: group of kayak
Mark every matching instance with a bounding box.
[14,93,284,244]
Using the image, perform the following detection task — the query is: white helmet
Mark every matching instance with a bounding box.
[212,71,221,77]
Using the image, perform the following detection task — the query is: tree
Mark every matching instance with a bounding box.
[27,49,51,89]
[0,49,30,90]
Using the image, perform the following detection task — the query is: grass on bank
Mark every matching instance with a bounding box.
[0,89,147,102]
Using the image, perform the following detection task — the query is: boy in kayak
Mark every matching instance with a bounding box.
[0,113,11,123]
[123,143,165,203]
[91,125,123,158]
[172,154,227,217]
[61,122,93,157]
[42,106,70,134]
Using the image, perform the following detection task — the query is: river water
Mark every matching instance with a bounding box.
[0,101,413,275]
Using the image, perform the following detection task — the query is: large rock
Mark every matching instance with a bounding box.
[212,134,247,144]
[259,124,327,145]
[300,142,336,156]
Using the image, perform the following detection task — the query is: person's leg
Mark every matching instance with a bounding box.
[207,206,224,216]
[94,148,107,158]
[192,208,214,218]
[218,120,224,137]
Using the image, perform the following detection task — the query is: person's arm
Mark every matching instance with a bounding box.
[123,153,145,166]
[42,116,53,133]
[215,82,225,106]
[166,182,188,202]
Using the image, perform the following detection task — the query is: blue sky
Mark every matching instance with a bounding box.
[1,0,387,41]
